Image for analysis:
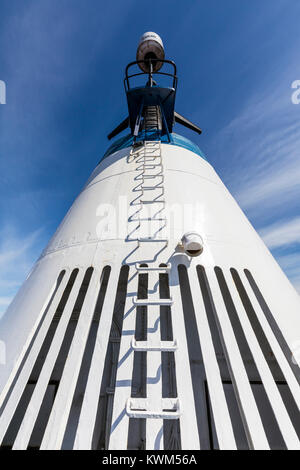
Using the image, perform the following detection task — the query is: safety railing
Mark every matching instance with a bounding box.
[124,59,177,92]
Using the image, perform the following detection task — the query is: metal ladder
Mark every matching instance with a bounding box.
[126,140,181,448]
[135,140,168,245]
[143,105,162,133]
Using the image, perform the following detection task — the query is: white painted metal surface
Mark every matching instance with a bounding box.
[0,137,300,450]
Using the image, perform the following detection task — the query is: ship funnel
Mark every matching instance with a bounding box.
[136,31,165,72]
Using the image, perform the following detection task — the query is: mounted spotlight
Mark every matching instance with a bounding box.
[181,232,204,257]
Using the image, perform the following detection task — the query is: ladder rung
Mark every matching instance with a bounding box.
[128,217,165,223]
[140,200,165,204]
[131,338,178,352]
[141,185,163,190]
[142,154,160,158]
[126,398,181,419]
[133,297,173,306]
[137,217,166,221]
[142,175,163,179]
[138,237,168,243]
[140,164,162,169]
[136,217,167,222]
[135,263,171,272]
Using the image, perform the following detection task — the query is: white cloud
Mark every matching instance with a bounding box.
[275,252,300,295]
[211,51,300,219]
[226,111,300,216]
[0,296,12,307]
[0,227,42,267]
[212,65,300,296]
[259,217,300,250]
[0,225,43,319]
[258,219,300,295]
[236,161,300,212]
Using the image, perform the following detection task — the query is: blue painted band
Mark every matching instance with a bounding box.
[101,131,206,161]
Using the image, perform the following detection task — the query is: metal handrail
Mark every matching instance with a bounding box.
[124,59,177,91]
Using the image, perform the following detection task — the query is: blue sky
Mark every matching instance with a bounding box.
[0,0,299,317]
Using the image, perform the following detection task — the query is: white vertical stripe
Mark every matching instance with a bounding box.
[13,270,85,450]
[222,269,300,449]
[187,266,236,449]
[205,267,270,450]
[73,266,121,449]
[240,271,300,411]
[145,271,163,450]
[40,269,100,449]
[168,263,200,450]
[108,267,138,450]
[0,271,70,444]
[0,271,64,410]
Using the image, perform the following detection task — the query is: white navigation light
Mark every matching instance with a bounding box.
[136,31,165,72]
[181,232,204,257]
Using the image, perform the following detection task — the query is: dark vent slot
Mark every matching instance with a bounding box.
[27,380,59,450]
[128,267,147,450]
[160,270,176,397]
[231,268,300,441]
[27,267,94,449]
[92,265,129,450]
[0,269,78,449]
[244,269,300,387]
[215,267,286,449]
[178,265,212,449]
[196,265,248,449]
[160,268,181,451]
[204,381,218,450]
[163,420,181,451]
[61,266,111,449]
[0,270,66,419]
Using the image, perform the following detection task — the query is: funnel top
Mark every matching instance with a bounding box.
[107,33,202,142]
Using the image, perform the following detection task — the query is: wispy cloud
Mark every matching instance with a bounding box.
[0,226,42,265]
[259,217,300,250]
[222,93,300,218]
[211,50,300,221]
[0,296,12,307]
[210,39,300,293]
[236,161,300,213]
[275,252,300,295]
[0,225,43,319]
[259,217,300,294]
